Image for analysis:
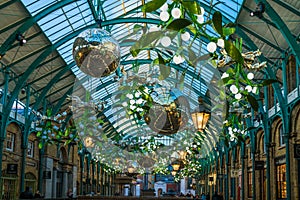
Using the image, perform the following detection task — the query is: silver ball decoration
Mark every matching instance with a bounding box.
[73,28,121,77]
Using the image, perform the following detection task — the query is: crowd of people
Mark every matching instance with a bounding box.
[200,192,224,200]
[20,187,74,199]
[19,187,44,199]
[175,191,223,200]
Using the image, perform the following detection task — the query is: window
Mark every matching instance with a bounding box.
[279,125,285,146]
[287,54,296,92]
[27,141,34,157]
[247,171,253,197]
[276,164,287,198]
[6,131,15,151]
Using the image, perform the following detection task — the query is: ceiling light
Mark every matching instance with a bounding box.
[16,33,26,46]
[250,2,265,19]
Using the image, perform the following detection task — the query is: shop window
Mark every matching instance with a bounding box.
[6,131,15,151]
[27,141,34,157]
[276,164,287,198]
[279,125,285,146]
[247,171,253,198]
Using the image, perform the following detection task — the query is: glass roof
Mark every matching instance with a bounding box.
[19,0,243,152]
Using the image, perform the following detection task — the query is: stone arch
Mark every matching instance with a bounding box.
[59,146,68,163]
[7,121,22,132]
[256,129,264,156]
[25,172,37,193]
[25,172,36,179]
[270,116,282,147]
[289,101,300,139]
[245,138,251,161]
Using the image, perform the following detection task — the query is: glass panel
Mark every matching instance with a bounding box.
[5,132,15,151]
[276,164,287,198]
[19,0,243,152]
[27,142,34,157]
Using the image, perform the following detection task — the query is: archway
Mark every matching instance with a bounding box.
[25,173,37,194]
[154,181,166,197]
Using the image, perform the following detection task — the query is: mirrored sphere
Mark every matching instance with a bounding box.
[73,28,120,77]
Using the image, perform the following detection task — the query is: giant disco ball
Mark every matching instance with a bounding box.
[73,28,121,77]
[144,96,189,135]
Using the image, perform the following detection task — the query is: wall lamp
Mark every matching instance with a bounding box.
[16,32,27,46]
[250,2,265,18]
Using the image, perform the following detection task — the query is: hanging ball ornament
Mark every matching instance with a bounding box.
[73,28,121,78]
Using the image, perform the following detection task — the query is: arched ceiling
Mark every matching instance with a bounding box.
[0,0,299,159]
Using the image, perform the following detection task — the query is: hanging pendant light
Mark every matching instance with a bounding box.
[171,160,181,171]
[191,97,210,132]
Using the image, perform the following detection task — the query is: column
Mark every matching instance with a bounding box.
[225,164,229,200]
[102,170,106,195]
[62,167,68,198]
[100,166,104,195]
[180,178,187,194]
[144,173,148,190]
[52,168,57,198]
[79,154,84,195]
[44,158,53,198]
[72,166,77,197]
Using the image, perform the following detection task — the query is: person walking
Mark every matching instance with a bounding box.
[20,187,34,199]
[67,188,73,199]
[201,192,206,200]
[34,190,42,199]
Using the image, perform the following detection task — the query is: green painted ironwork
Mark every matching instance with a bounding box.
[0,0,18,10]
[52,87,74,115]
[79,150,85,195]
[85,153,92,193]
[240,142,245,200]
[262,77,271,200]
[272,0,300,18]
[0,17,30,35]
[225,150,229,200]
[238,25,283,52]
[237,25,292,200]
[0,0,79,56]
[0,68,10,180]
[87,0,99,22]
[19,85,31,193]
[91,159,96,193]
[257,0,300,65]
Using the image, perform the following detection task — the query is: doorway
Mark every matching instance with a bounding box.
[259,169,266,200]
[0,177,17,200]
[25,173,36,194]
[298,160,300,199]
[157,188,162,197]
